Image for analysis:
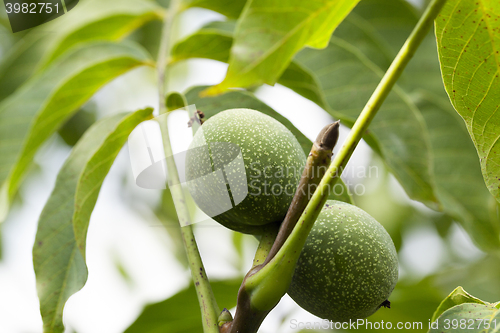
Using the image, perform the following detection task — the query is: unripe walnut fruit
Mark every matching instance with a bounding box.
[185,108,306,234]
[288,200,398,322]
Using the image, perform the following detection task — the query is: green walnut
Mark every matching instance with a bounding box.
[185,108,306,234]
[288,200,398,322]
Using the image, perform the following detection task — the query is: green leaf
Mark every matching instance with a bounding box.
[292,36,436,205]
[165,91,188,111]
[203,0,360,95]
[33,108,153,333]
[292,0,500,249]
[0,42,152,223]
[173,7,435,206]
[432,287,486,322]
[432,254,500,305]
[349,0,500,250]
[184,86,353,204]
[232,232,245,271]
[436,0,500,203]
[73,110,154,257]
[202,20,238,34]
[181,0,247,18]
[39,0,163,69]
[58,107,97,147]
[175,0,500,249]
[0,0,162,102]
[430,303,500,333]
[171,27,233,63]
[0,37,47,103]
[125,279,241,333]
[416,92,500,250]
[287,0,435,206]
[170,22,327,119]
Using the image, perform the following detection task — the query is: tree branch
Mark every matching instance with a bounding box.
[226,0,448,331]
[264,121,340,265]
[156,2,220,332]
[226,121,339,333]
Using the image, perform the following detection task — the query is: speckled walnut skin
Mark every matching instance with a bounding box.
[288,200,398,322]
[186,108,306,234]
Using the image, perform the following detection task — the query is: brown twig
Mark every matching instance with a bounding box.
[264,120,340,264]
[225,121,340,333]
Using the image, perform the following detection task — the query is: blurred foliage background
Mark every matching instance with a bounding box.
[0,0,499,332]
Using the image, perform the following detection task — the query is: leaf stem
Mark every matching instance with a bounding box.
[252,223,279,268]
[156,2,177,97]
[226,122,340,333]
[263,121,340,265]
[231,0,447,331]
[156,2,220,333]
[254,0,448,289]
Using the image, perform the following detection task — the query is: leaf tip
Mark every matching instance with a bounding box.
[199,85,225,97]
